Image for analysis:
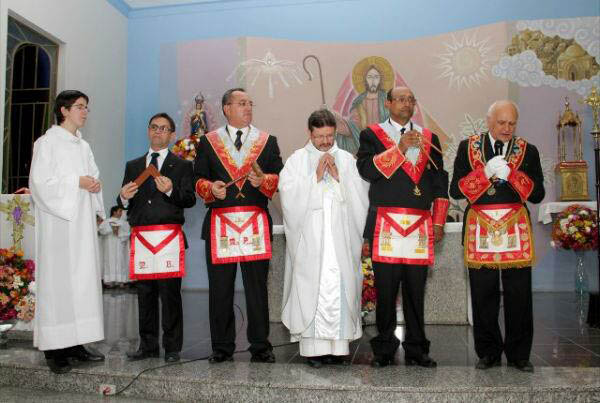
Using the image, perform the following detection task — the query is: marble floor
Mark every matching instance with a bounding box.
[94,289,600,367]
[1,290,600,402]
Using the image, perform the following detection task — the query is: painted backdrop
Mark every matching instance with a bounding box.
[156,16,599,291]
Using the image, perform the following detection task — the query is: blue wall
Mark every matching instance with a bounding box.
[124,0,600,159]
[121,0,600,290]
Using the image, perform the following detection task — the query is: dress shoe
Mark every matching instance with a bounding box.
[164,352,180,363]
[66,345,105,362]
[370,354,395,367]
[321,355,347,365]
[508,360,534,372]
[208,352,233,364]
[250,350,276,363]
[126,349,159,361]
[306,357,323,368]
[46,356,72,374]
[475,356,501,370]
[405,354,437,368]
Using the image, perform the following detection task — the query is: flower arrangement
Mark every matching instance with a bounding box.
[172,135,201,162]
[361,241,376,315]
[0,248,35,321]
[551,205,598,251]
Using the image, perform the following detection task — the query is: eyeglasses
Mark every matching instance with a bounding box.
[72,103,90,112]
[312,135,335,142]
[227,101,255,108]
[390,96,417,105]
[148,124,172,133]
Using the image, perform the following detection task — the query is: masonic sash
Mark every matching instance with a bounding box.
[130,224,185,280]
[372,207,433,265]
[210,206,272,264]
[464,203,535,269]
[369,123,432,187]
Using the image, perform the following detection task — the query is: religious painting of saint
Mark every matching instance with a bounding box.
[332,56,426,154]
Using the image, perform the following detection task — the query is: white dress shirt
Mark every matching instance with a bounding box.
[488,133,508,157]
[145,147,169,170]
[226,125,249,146]
[120,147,171,207]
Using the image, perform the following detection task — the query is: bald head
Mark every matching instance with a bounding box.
[387,86,413,100]
[487,100,519,120]
[486,100,519,142]
[385,87,416,125]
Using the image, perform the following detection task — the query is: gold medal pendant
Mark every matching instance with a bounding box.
[487,187,496,196]
[413,185,421,197]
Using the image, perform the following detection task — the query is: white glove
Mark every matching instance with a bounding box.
[484,156,507,179]
[495,164,510,181]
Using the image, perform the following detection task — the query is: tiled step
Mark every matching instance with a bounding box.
[1,353,600,402]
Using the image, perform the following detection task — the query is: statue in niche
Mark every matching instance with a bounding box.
[190,92,209,136]
[172,91,212,162]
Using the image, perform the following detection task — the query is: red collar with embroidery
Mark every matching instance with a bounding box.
[467,133,527,171]
[369,123,432,184]
[205,130,269,191]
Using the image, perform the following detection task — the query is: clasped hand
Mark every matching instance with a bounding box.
[484,156,510,181]
[316,153,339,182]
[398,130,421,153]
[79,175,101,193]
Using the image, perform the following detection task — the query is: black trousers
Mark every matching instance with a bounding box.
[370,262,430,358]
[136,277,183,353]
[205,241,271,356]
[469,267,533,362]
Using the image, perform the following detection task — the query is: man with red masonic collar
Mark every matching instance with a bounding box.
[450,100,545,372]
[194,88,283,364]
[356,86,449,368]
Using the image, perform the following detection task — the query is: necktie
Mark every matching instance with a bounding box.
[399,128,406,145]
[494,140,503,157]
[148,152,159,192]
[150,152,159,168]
[235,130,243,151]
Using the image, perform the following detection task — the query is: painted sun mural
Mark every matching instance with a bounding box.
[435,32,496,90]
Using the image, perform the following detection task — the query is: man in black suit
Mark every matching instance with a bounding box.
[450,100,544,372]
[118,112,196,363]
[194,88,283,364]
[356,86,449,368]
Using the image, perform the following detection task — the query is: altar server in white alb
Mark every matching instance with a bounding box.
[280,109,369,368]
[29,90,106,374]
[98,206,131,287]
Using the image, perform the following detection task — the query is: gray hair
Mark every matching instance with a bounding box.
[487,100,520,119]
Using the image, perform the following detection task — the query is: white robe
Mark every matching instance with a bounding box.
[29,125,105,350]
[280,141,369,356]
[98,215,130,283]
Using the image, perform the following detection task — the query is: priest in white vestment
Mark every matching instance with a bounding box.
[29,90,106,374]
[98,206,131,285]
[280,109,369,367]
